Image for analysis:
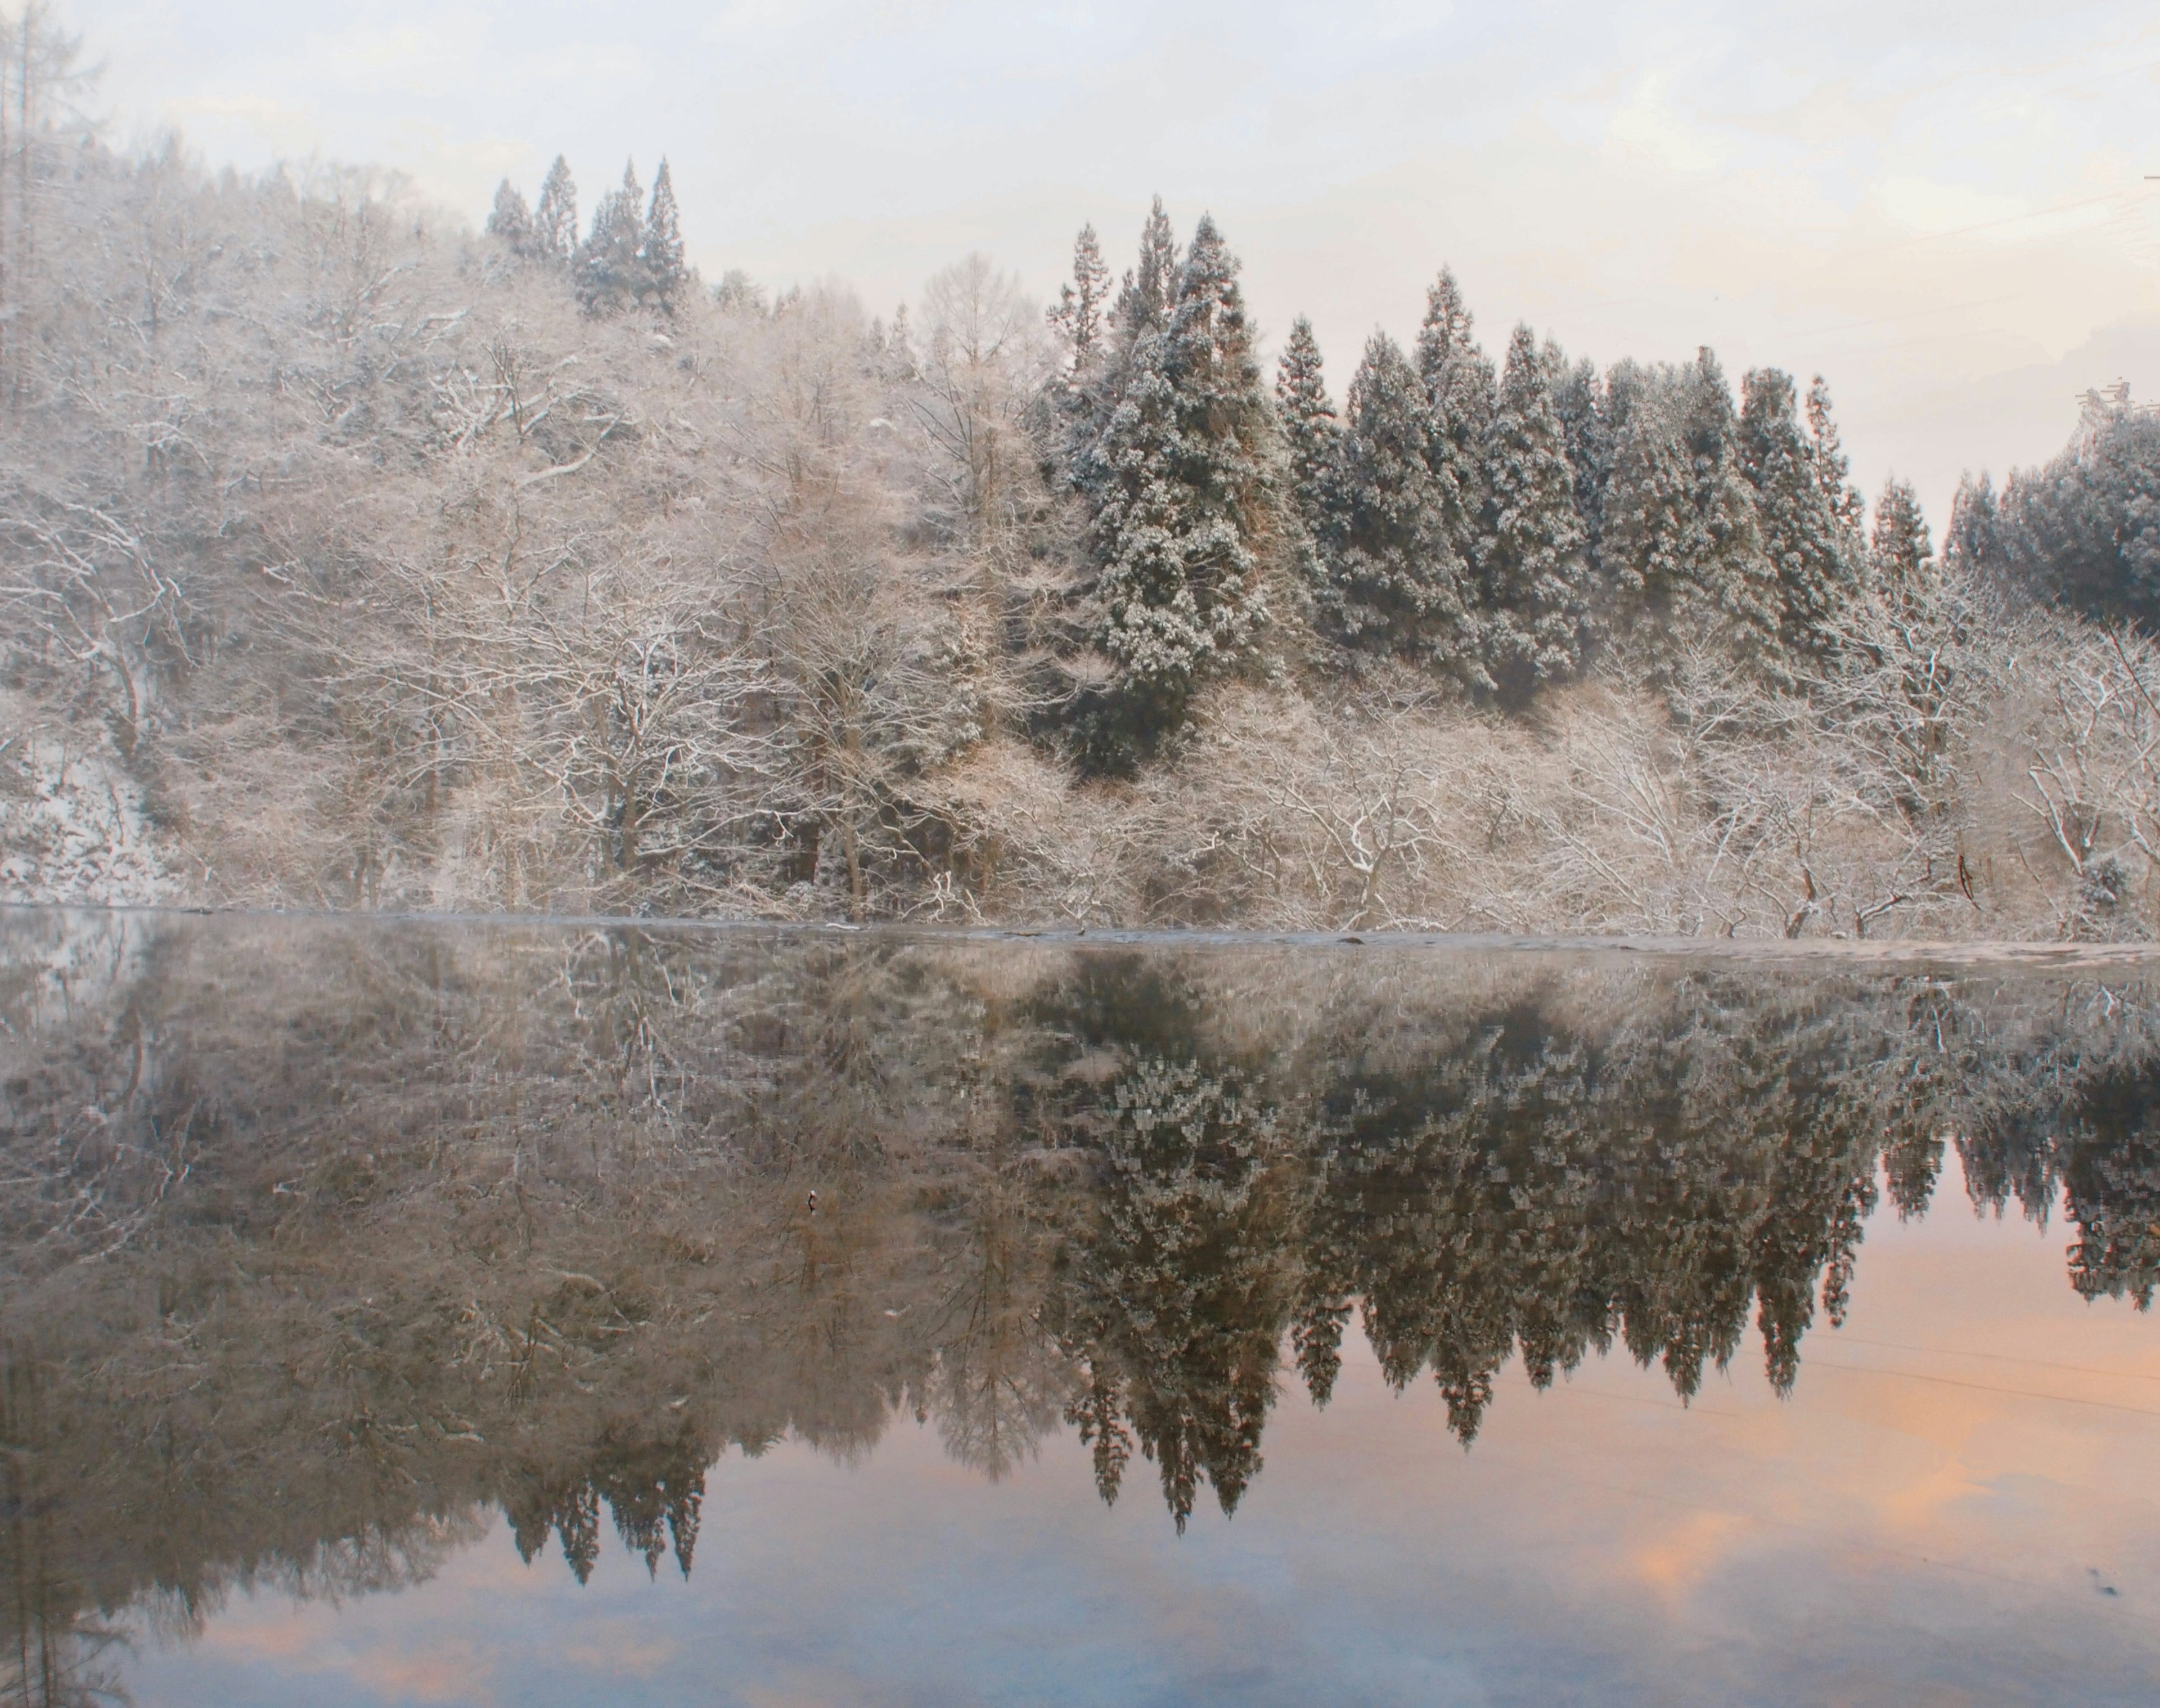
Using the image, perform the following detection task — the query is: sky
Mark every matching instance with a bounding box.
[63,0,2160,528]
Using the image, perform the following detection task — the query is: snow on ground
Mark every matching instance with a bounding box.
[0,712,170,907]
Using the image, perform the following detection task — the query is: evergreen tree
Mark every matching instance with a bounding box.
[1324,331,1474,664]
[533,156,578,268]
[1680,352,1781,662]
[1600,354,1776,664]
[1077,212,1278,762]
[1739,366,1863,659]
[1551,353,1612,548]
[1805,376,1869,549]
[485,179,533,254]
[1412,268,1494,595]
[1869,477,1934,616]
[1047,223,1112,383]
[1274,316,1339,547]
[575,159,648,314]
[641,158,687,312]
[1941,472,2000,582]
[1480,323,1593,700]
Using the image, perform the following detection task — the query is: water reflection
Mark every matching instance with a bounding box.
[1,911,2156,1698]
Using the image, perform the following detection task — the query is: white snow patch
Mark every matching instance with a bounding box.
[0,716,170,907]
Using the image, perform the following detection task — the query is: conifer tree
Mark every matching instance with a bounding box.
[1412,268,1493,590]
[1740,367,1865,659]
[1324,330,1473,665]
[1551,353,1611,547]
[1480,323,1593,700]
[1805,376,1868,547]
[533,156,578,267]
[1274,316,1339,545]
[485,179,533,254]
[1048,224,1112,382]
[1941,473,2000,581]
[1599,354,1776,664]
[1869,477,1934,615]
[1078,213,1277,761]
[641,159,687,312]
[576,160,649,314]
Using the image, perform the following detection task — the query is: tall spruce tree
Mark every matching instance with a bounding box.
[642,159,687,312]
[575,160,647,314]
[1412,268,1494,596]
[1324,330,1473,666]
[1869,477,1934,616]
[1480,323,1593,700]
[1598,364,1699,633]
[1275,316,1339,547]
[485,179,534,254]
[1077,212,1277,761]
[533,156,578,267]
[1551,353,1612,549]
[1048,224,1112,383]
[1941,473,2000,582]
[1805,376,1868,549]
[1740,367,1865,659]
[1681,352,1780,660]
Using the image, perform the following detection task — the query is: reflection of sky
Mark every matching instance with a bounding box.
[123,1161,2160,1707]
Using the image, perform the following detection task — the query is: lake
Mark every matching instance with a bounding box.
[4,909,2159,1706]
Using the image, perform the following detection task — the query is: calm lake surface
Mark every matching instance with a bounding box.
[6,909,2160,1706]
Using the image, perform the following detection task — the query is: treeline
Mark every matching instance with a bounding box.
[3,914,2156,1627]
[2,8,2159,934]
[1040,203,1941,759]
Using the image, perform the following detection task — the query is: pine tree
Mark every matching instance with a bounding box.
[1551,353,1611,549]
[1869,477,1934,616]
[1680,352,1780,660]
[1324,330,1475,666]
[1412,267,1493,595]
[1739,366,1865,659]
[485,179,533,254]
[1274,316,1339,545]
[1804,376,1868,548]
[1941,473,2000,581]
[1480,323,1593,700]
[533,156,578,268]
[1048,224,1112,382]
[641,158,686,312]
[1078,212,1278,761]
[1600,354,1776,664]
[575,159,647,314]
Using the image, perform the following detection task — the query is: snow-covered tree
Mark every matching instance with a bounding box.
[1740,367,1865,660]
[1869,477,1934,616]
[1551,353,1611,549]
[1941,472,2000,582]
[1599,354,1776,665]
[533,156,578,267]
[575,160,647,314]
[1805,376,1869,550]
[1412,268,1493,594]
[1048,223,1112,383]
[1274,316,1339,550]
[485,179,534,255]
[1077,213,1279,762]
[642,159,687,312]
[1324,330,1474,666]
[1480,323,1592,700]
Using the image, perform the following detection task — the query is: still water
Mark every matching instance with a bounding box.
[6,910,2160,1706]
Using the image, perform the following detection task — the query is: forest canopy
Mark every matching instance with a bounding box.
[2,8,2159,938]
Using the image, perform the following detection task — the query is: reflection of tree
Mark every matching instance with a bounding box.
[505,1431,705,1583]
[1049,1059,1298,1530]
[4,911,2160,1630]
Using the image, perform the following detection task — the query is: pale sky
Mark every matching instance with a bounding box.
[68,0,2160,528]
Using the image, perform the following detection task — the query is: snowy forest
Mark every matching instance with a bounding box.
[4,12,2160,937]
